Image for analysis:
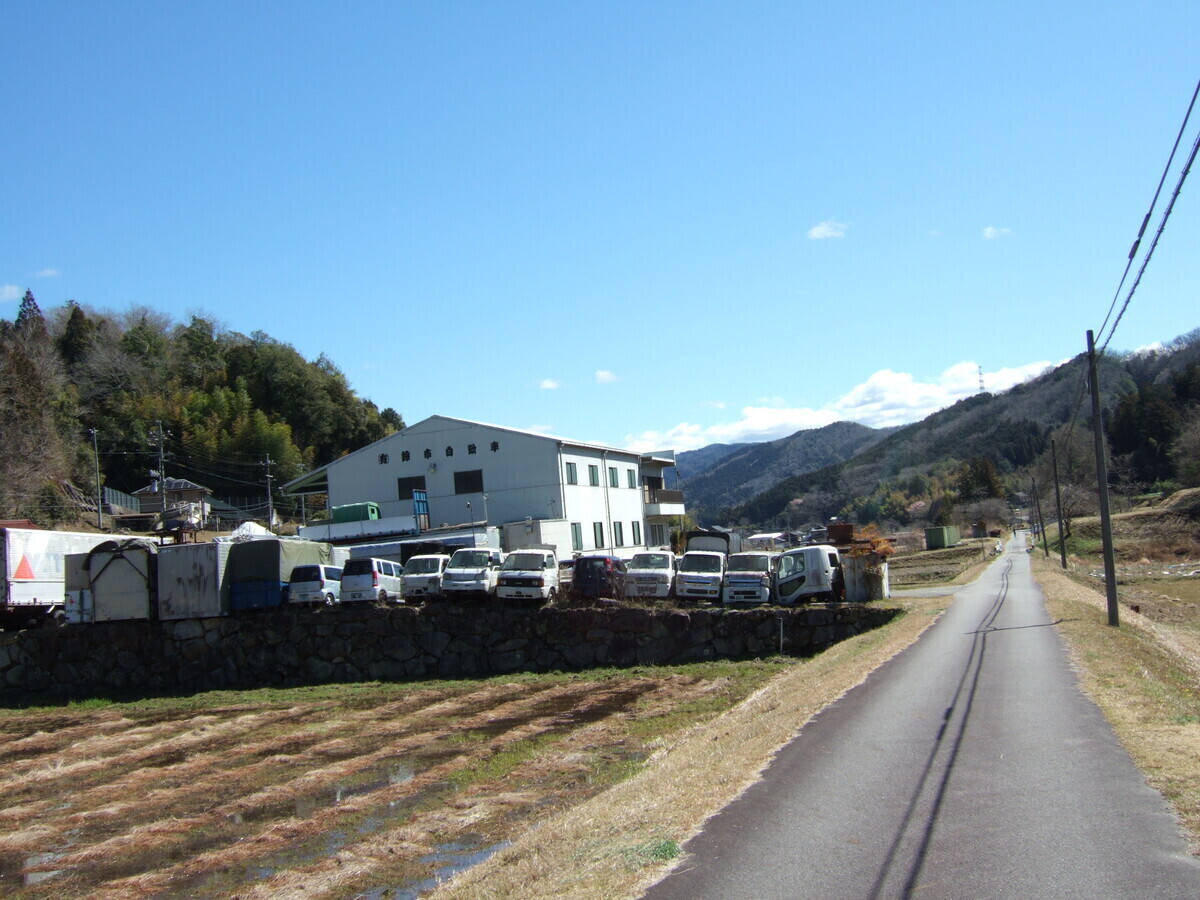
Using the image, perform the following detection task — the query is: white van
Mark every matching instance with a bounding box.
[287,564,343,606]
[722,552,777,605]
[625,550,677,599]
[441,547,505,599]
[340,557,404,603]
[496,548,559,603]
[401,554,450,600]
[675,551,726,602]
[774,544,844,604]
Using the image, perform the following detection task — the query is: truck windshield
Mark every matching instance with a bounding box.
[681,555,722,573]
[728,555,771,572]
[405,557,443,574]
[630,553,671,569]
[502,553,546,570]
[449,551,491,568]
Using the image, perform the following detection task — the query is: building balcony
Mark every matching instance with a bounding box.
[643,487,686,518]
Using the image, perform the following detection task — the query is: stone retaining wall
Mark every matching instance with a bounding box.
[0,602,900,699]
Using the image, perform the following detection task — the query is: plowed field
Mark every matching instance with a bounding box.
[0,662,788,898]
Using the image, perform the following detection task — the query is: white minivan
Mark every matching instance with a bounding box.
[340,557,404,603]
[287,564,343,606]
[441,547,505,599]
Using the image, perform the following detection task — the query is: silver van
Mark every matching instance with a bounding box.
[341,557,404,603]
[287,564,343,605]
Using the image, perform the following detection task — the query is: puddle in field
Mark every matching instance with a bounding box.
[232,780,462,884]
[164,772,462,897]
[360,838,512,900]
[21,851,66,886]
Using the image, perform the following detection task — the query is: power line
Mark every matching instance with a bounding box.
[1100,124,1200,355]
[1096,77,1200,345]
[1061,78,1200,448]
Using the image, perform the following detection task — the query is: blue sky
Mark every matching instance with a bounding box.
[4,2,1198,453]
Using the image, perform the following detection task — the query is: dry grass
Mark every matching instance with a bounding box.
[0,663,805,897]
[1032,557,1200,851]
[432,593,948,899]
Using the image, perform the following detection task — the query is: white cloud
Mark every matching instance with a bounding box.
[807,220,847,239]
[1,285,21,302]
[595,370,618,384]
[623,359,1058,452]
[702,400,727,410]
[35,268,61,278]
[983,226,1011,239]
[540,378,560,390]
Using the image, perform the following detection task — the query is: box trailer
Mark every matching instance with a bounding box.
[66,539,159,622]
[1,527,110,626]
[157,541,233,620]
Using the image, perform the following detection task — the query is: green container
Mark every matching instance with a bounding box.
[924,525,961,550]
[331,502,381,524]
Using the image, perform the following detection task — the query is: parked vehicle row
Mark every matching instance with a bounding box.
[601,542,846,605]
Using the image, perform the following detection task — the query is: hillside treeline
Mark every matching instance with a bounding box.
[0,291,402,525]
[716,331,1200,533]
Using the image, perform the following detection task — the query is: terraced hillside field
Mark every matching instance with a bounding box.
[0,662,788,899]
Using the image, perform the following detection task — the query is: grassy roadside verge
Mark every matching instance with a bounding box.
[432,593,949,900]
[1031,557,1200,851]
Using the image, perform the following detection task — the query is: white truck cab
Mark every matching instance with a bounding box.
[676,550,726,602]
[496,547,559,603]
[774,544,844,604]
[722,552,777,605]
[625,550,677,599]
[441,547,505,598]
[400,554,450,600]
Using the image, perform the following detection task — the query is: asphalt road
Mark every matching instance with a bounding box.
[644,533,1200,899]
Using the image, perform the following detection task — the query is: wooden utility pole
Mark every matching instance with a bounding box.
[1051,439,1068,569]
[1087,331,1120,627]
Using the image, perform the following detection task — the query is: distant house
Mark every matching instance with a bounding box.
[133,477,213,526]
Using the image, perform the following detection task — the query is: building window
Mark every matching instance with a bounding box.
[401,450,410,462]
[397,476,427,500]
[571,522,583,551]
[627,469,636,488]
[445,446,453,457]
[423,448,432,459]
[565,462,577,485]
[632,521,642,545]
[468,444,477,455]
[608,466,619,488]
[589,465,599,486]
[454,469,484,494]
[613,521,624,547]
[378,453,389,465]
[490,441,499,452]
[593,522,604,549]
[650,523,667,546]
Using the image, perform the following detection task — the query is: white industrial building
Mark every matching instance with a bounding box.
[282,416,686,557]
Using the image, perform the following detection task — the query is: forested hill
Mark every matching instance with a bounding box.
[677,421,892,520]
[0,291,402,524]
[715,329,1200,530]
